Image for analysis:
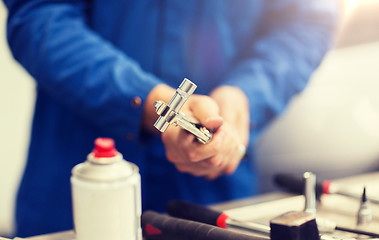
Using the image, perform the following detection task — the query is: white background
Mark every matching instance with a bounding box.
[1,0,379,237]
[0,1,35,237]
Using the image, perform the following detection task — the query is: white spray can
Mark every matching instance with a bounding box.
[71,138,142,240]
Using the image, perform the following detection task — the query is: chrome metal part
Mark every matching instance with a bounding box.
[304,172,317,214]
[153,78,212,144]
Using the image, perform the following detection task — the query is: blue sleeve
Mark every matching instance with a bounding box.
[4,0,162,139]
[222,0,341,137]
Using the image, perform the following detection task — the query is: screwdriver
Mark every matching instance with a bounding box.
[141,210,264,240]
[274,173,379,204]
[166,200,270,235]
[357,186,372,226]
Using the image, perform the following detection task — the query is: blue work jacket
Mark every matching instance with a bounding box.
[4,0,339,237]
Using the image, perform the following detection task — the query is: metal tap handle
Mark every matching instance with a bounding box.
[153,78,212,144]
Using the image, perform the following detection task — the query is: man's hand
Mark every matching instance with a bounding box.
[204,85,250,179]
[161,94,225,179]
[210,86,250,148]
[143,84,250,180]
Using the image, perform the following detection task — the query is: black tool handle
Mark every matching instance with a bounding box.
[166,200,227,228]
[274,173,325,199]
[142,210,262,240]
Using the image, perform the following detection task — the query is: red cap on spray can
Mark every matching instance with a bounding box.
[92,138,117,158]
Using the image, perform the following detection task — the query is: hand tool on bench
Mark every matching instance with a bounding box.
[141,210,265,240]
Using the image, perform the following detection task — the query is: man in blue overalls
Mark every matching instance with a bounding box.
[4,0,340,237]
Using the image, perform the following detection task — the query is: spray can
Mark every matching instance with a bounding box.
[71,138,142,240]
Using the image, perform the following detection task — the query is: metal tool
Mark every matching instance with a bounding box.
[357,186,372,226]
[304,172,317,214]
[154,78,212,144]
[300,173,376,237]
[166,200,270,235]
[302,172,337,234]
[142,210,263,240]
[274,173,379,205]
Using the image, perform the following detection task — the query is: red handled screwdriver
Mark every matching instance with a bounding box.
[166,200,271,236]
[141,210,264,240]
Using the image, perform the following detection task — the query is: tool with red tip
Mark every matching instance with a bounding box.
[274,173,379,205]
[141,210,263,240]
[166,200,270,235]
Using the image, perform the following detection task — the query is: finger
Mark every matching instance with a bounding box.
[207,155,234,178]
[210,86,250,146]
[175,162,220,177]
[188,95,223,131]
[223,156,240,175]
[205,154,238,179]
[205,170,223,180]
[204,144,235,179]
[162,127,195,164]
[184,128,225,163]
[206,124,243,177]
[223,144,245,175]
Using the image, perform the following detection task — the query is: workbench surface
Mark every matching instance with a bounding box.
[19,172,379,240]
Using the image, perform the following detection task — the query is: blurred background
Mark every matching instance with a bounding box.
[1,0,379,237]
[255,0,379,192]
